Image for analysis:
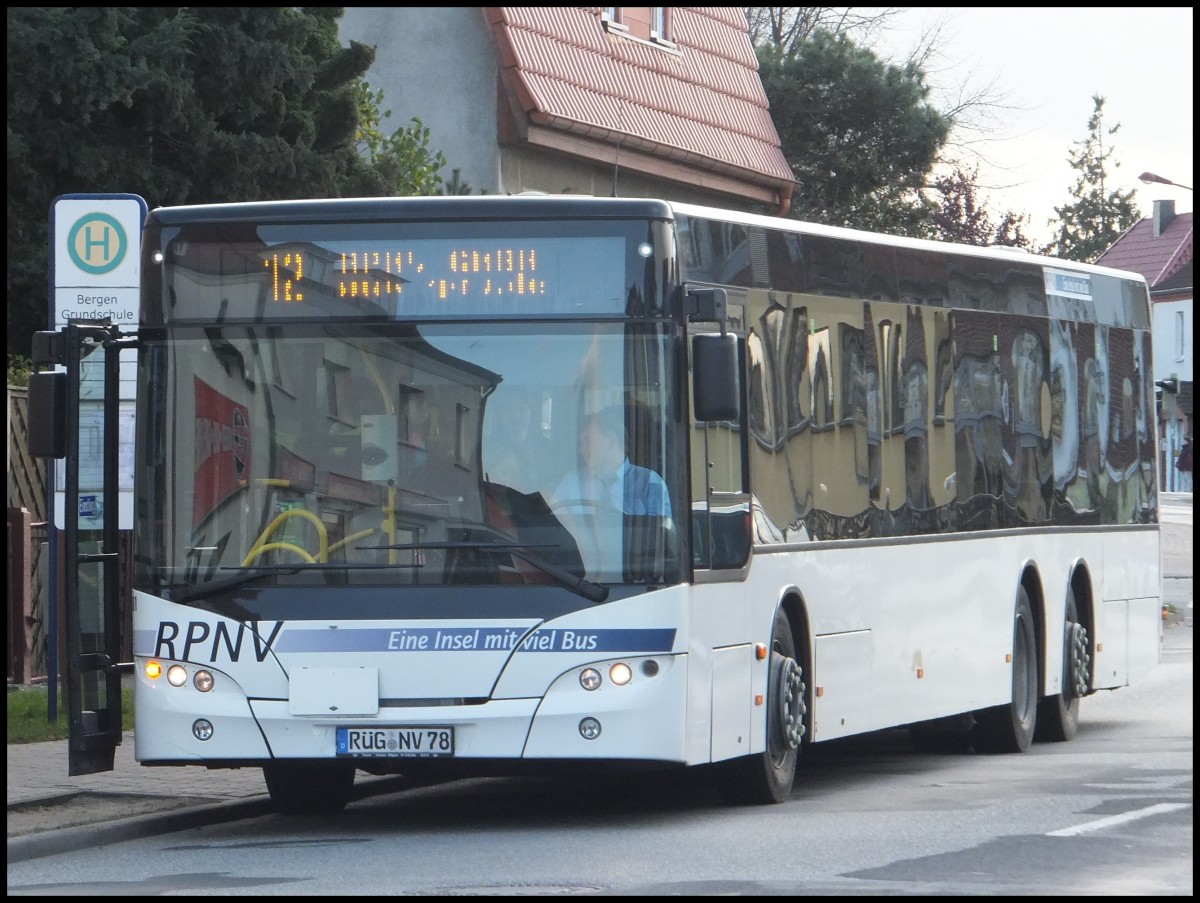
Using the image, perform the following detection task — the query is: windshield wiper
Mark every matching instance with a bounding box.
[369,541,609,603]
[171,562,418,604]
[171,566,293,603]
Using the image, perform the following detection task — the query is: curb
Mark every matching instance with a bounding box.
[6,775,412,863]
[6,795,274,863]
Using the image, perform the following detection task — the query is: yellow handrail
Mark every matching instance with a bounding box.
[243,508,329,566]
[382,486,398,566]
[328,528,375,556]
[243,541,317,565]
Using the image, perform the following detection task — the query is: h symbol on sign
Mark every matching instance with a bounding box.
[84,224,113,262]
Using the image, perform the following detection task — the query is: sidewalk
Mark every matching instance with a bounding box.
[7,730,274,862]
[7,730,266,809]
[1160,493,1193,619]
[6,731,410,862]
[8,510,1192,863]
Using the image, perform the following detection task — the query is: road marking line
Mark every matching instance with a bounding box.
[1047,803,1189,837]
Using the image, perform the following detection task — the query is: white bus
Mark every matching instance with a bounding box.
[30,196,1161,812]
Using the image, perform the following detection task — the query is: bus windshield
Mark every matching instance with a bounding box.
[135,321,683,604]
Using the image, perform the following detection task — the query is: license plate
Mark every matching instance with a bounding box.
[336,726,455,758]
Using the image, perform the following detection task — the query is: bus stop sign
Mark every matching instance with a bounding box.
[52,194,145,329]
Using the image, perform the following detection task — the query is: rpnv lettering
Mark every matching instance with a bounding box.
[154,619,282,663]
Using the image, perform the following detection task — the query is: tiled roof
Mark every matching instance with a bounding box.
[482,7,794,203]
[1094,206,1193,290]
[1154,259,1192,294]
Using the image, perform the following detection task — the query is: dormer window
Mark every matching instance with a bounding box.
[650,7,666,40]
[601,7,675,47]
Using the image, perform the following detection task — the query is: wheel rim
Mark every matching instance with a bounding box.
[1067,622,1090,699]
[772,655,806,754]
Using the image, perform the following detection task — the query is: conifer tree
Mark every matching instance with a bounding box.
[1041,96,1140,262]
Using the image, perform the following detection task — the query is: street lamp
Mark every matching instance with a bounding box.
[1138,171,1193,191]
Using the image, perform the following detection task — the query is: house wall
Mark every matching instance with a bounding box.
[497,145,760,208]
[339,8,767,210]
[339,7,501,195]
[1152,294,1194,490]
[1152,297,1194,385]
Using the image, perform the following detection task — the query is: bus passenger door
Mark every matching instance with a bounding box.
[689,311,755,762]
[30,323,128,775]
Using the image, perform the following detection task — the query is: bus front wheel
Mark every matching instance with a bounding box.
[264,761,356,815]
[720,608,805,805]
[973,587,1039,753]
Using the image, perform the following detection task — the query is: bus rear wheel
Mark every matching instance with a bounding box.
[1036,588,1089,742]
[720,608,805,805]
[973,588,1039,753]
[264,761,356,815]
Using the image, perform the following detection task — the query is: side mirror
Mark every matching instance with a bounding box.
[27,371,67,458]
[692,333,740,422]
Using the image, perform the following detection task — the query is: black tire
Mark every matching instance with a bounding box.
[973,587,1039,754]
[1036,588,1089,742]
[720,608,805,805]
[263,761,356,815]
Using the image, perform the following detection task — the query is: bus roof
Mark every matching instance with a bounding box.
[668,200,1150,286]
[147,193,1147,288]
[147,194,675,226]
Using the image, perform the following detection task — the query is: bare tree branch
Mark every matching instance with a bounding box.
[743,7,902,57]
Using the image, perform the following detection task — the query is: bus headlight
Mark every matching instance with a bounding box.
[609,662,633,686]
[580,668,602,691]
[166,664,188,687]
[193,670,215,693]
[192,719,214,741]
[579,717,602,740]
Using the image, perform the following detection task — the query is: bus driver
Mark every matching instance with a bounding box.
[553,407,671,518]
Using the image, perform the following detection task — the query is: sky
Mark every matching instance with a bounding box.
[868,7,1193,244]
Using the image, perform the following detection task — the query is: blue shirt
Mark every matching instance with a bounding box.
[553,459,672,518]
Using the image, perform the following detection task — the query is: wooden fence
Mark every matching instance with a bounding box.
[8,386,50,683]
[8,386,46,521]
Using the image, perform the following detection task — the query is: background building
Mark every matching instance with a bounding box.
[1096,199,1194,491]
[338,7,795,214]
